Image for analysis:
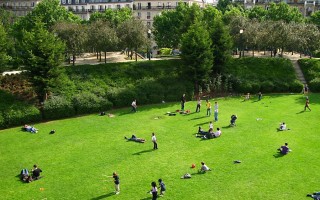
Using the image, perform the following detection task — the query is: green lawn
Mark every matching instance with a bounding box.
[1,94,319,200]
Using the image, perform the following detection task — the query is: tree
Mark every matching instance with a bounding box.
[217,0,232,14]
[117,18,148,61]
[246,6,267,21]
[0,23,11,72]
[89,7,132,27]
[309,11,320,27]
[19,21,66,103]
[266,2,304,23]
[53,22,88,66]
[180,21,213,94]
[88,20,119,63]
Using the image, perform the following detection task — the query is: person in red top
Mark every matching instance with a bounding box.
[304,97,311,111]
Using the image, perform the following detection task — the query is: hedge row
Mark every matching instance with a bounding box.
[298,59,320,92]
[0,91,41,129]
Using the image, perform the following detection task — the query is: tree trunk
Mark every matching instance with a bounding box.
[135,48,137,62]
[72,54,75,66]
[99,52,102,62]
[104,51,107,63]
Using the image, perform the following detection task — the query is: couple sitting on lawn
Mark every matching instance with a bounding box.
[196,127,221,139]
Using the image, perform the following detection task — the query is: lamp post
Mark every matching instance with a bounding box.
[239,29,243,58]
[147,29,151,60]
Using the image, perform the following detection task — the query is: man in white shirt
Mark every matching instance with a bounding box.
[131,100,137,112]
[199,162,211,173]
[152,132,158,150]
[213,128,221,138]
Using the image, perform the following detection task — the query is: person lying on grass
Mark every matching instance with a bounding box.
[124,135,146,143]
[277,143,291,155]
[307,192,320,200]
[199,162,211,173]
[196,128,221,139]
[23,124,38,133]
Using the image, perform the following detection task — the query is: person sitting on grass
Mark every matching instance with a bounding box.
[277,143,291,155]
[31,164,42,180]
[307,192,320,199]
[278,122,290,131]
[124,135,146,143]
[199,162,211,173]
[213,128,221,138]
[23,125,38,133]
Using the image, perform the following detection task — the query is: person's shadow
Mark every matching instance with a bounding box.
[132,149,154,155]
[91,192,115,200]
[140,197,152,200]
[273,152,285,158]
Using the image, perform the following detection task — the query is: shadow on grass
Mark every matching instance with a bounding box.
[140,197,152,200]
[189,116,209,121]
[91,192,115,199]
[273,152,285,158]
[195,121,210,127]
[296,110,306,114]
[133,149,154,155]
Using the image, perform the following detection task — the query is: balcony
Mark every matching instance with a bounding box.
[133,5,177,10]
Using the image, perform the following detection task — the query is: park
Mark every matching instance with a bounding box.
[0,93,319,199]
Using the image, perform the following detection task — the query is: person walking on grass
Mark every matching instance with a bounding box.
[150,181,158,200]
[304,97,311,111]
[152,132,158,150]
[214,102,218,121]
[206,100,211,117]
[158,179,166,196]
[106,172,120,194]
[131,100,137,112]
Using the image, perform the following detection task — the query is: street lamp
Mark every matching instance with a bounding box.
[239,29,243,58]
[147,29,151,60]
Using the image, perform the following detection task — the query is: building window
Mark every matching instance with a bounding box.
[117,4,121,9]
[138,3,141,9]
[75,0,79,4]
[167,2,171,8]
[148,2,151,9]
[81,0,86,3]
[31,2,35,7]
[147,12,151,19]
[137,12,141,18]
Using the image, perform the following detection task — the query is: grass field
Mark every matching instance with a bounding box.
[1,93,319,200]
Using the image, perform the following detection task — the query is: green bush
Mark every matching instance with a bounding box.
[160,48,172,56]
[73,92,112,114]
[2,104,41,128]
[309,78,320,92]
[0,112,5,129]
[43,96,75,120]
[261,81,274,93]
[289,80,303,93]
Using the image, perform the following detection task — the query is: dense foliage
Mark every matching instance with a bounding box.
[298,59,320,92]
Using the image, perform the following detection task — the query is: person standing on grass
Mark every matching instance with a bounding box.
[196,97,201,112]
[214,102,218,121]
[152,132,158,150]
[181,94,186,111]
[258,92,262,101]
[304,97,311,111]
[131,100,137,112]
[206,100,211,116]
[150,181,158,200]
[108,172,120,194]
[158,179,166,196]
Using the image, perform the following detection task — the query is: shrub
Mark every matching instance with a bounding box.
[261,81,274,93]
[73,92,112,114]
[273,81,289,92]
[160,48,172,56]
[309,78,320,92]
[2,104,41,128]
[289,80,303,93]
[43,96,75,120]
[0,112,5,129]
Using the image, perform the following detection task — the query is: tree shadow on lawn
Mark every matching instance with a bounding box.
[273,152,285,158]
[91,192,115,200]
[132,149,154,155]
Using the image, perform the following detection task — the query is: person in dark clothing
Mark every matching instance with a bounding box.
[32,164,42,180]
[304,97,311,111]
[181,94,186,111]
[278,143,290,155]
[124,135,146,143]
[158,179,166,196]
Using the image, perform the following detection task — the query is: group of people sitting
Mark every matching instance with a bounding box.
[20,164,42,183]
[23,124,38,133]
[196,126,221,139]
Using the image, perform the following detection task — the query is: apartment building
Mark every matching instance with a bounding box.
[0,0,41,16]
[233,0,320,16]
